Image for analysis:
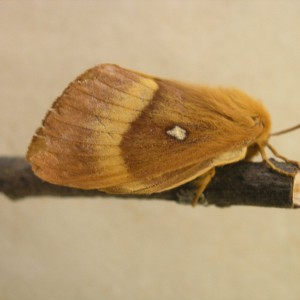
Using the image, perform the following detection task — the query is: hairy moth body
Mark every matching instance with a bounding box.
[27,64,273,201]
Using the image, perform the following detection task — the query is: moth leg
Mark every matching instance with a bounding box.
[267,143,300,168]
[192,168,215,207]
[258,144,297,177]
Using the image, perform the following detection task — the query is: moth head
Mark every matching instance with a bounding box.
[256,119,272,146]
[245,106,271,160]
[251,107,272,147]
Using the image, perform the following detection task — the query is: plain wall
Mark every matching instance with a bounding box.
[0,1,300,300]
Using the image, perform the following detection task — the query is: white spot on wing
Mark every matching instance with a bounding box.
[167,125,187,141]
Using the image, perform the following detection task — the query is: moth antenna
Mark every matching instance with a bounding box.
[271,124,300,136]
[258,144,298,177]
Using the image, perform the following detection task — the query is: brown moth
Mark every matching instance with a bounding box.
[26,64,299,205]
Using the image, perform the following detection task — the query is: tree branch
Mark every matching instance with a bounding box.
[0,156,299,208]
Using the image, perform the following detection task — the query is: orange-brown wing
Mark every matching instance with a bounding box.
[27,64,159,189]
[27,64,268,193]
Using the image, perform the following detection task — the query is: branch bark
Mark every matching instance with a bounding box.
[0,156,299,208]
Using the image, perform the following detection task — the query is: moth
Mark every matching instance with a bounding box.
[26,64,299,205]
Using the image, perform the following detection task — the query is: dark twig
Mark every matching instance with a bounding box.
[0,156,299,208]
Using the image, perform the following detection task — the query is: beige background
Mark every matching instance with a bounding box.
[1,1,300,299]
